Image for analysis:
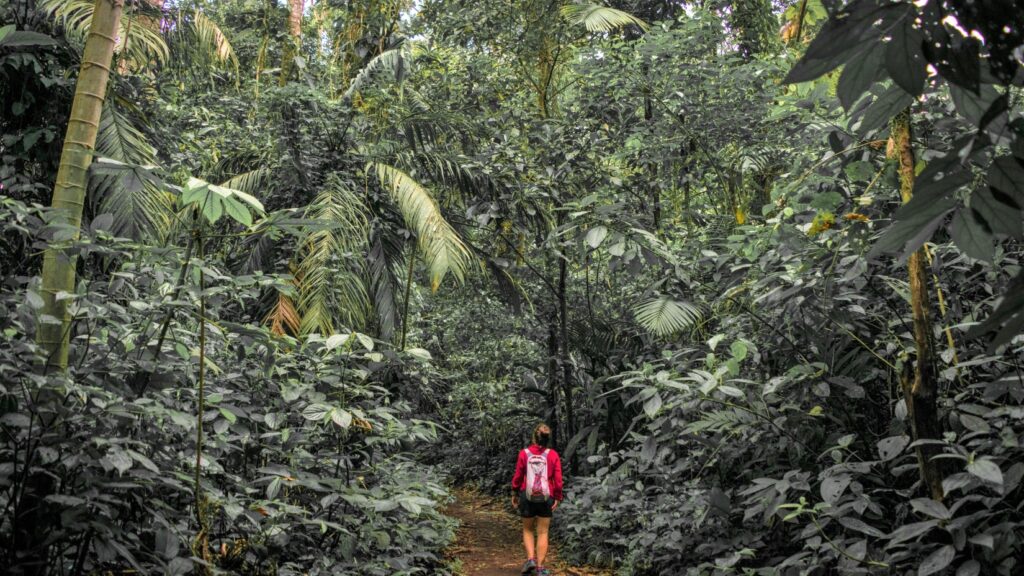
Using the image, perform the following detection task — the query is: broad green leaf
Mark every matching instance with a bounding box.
[785,1,901,84]
[406,347,432,361]
[201,195,223,224]
[910,498,951,520]
[221,195,253,226]
[324,333,351,351]
[966,457,1003,486]
[729,340,748,361]
[868,194,957,259]
[918,545,954,576]
[302,403,331,422]
[640,435,657,461]
[856,84,914,135]
[331,408,352,428]
[950,83,1001,127]
[0,26,58,48]
[950,208,994,262]
[887,520,938,546]
[971,186,1022,239]
[988,156,1024,206]
[218,407,237,424]
[877,435,909,461]
[643,393,662,418]
[885,19,927,96]
[820,475,851,505]
[838,517,886,538]
[585,225,608,249]
[837,44,884,110]
[355,332,374,351]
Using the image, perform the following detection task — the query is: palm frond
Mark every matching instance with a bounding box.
[561,4,649,33]
[404,151,504,199]
[371,162,471,291]
[42,0,169,69]
[634,296,703,337]
[190,9,239,72]
[234,217,276,274]
[219,168,272,195]
[89,158,174,242]
[367,227,404,340]
[97,101,157,165]
[265,290,301,337]
[296,175,371,335]
[343,42,415,100]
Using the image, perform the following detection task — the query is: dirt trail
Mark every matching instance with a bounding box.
[444,488,606,576]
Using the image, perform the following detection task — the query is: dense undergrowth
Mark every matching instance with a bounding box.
[0,199,456,575]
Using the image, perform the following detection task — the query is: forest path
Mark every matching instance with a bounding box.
[444,488,607,576]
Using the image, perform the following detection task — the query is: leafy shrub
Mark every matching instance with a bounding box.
[0,197,455,575]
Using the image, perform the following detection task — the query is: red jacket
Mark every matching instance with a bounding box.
[511,444,564,501]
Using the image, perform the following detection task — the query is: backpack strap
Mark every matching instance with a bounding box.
[542,449,550,457]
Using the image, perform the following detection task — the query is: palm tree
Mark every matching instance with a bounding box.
[38,0,124,370]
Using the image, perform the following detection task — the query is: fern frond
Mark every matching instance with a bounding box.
[561,4,649,33]
[371,162,471,291]
[634,296,703,337]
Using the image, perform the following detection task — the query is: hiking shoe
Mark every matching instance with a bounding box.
[521,558,537,575]
[538,568,552,576]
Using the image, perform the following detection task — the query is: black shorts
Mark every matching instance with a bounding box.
[519,494,554,518]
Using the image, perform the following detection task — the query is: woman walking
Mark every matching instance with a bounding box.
[511,423,563,576]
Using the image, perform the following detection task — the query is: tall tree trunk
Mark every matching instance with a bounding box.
[641,62,660,230]
[546,315,560,449]
[890,108,945,501]
[558,250,577,473]
[38,0,125,370]
[279,0,303,85]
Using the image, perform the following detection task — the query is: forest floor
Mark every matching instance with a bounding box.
[444,488,609,576]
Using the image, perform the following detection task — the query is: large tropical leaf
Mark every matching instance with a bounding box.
[634,296,703,337]
[42,0,169,69]
[296,175,371,335]
[0,24,58,48]
[561,3,649,33]
[371,162,472,291]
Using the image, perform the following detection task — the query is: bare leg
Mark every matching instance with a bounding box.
[535,517,551,567]
[522,517,536,560]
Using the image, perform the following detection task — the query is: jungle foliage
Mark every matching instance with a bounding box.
[2,0,1023,574]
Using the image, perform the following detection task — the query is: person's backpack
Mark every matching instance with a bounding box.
[523,448,551,502]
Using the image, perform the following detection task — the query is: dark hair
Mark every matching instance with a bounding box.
[532,423,552,447]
